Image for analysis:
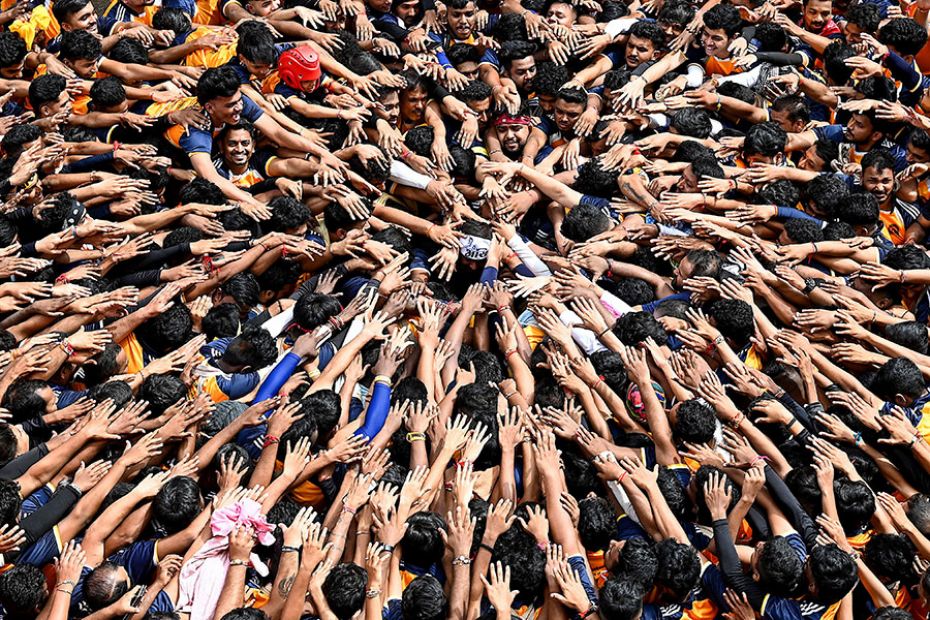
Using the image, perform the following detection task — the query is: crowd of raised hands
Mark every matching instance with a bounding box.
[7,0,930,618]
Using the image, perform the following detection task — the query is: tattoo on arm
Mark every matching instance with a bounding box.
[278,574,296,597]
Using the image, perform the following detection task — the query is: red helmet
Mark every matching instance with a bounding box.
[278,46,322,90]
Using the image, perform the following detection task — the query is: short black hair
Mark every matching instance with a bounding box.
[28,73,66,112]
[90,76,126,110]
[60,29,102,62]
[655,539,700,600]
[0,32,26,69]
[140,374,188,416]
[152,476,202,534]
[322,563,368,620]
[0,564,47,618]
[703,3,742,36]
[758,536,804,596]
[628,20,666,47]
[879,18,929,57]
[402,575,448,620]
[197,66,242,105]
[744,122,787,157]
[613,311,667,346]
[674,399,716,444]
[562,203,611,241]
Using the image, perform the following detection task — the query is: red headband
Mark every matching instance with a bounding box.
[494,114,532,127]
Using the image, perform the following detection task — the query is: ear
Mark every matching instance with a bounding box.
[895,393,910,407]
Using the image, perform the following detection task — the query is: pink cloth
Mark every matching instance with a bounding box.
[176,499,274,620]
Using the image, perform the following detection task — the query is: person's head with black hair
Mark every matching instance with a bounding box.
[801,0,834,33]
[834,477,876,534]
[845,2,881,44]
[675,141,715,163]
[404,125,434,157]
[87,381,134,409]
[783,217,824,246]
[202,303,241,341]
[108,38,149,65]
[265,195,310,235]
[0,564,48,619]
[861,148,897,209]
[500,40,537,92]
[907,128,930,166]
[807,544,858,603]
[743,121,788,164]
[598,578,644,620]
[884,321,929,355]
[673,399,716,444]
[220,610,268,620]
[28,74,70,118]
[197,66,247,125]
[879,18,929,58]
[140,374,187,416]
[1,378,55,422]
[873,608,915,620]
[864,533,917,585]
[218,325,277,372]
[608,536,658,587]
[717,81,756,104]
[625,20,665,69]
[180,177,226,205]
[673,249,720,289]
[60,30,103,78]
[613,278,655,306]
[754,22,788,52]
[215,273,261,316]
[298,389,341,439]
[752,536,804,597]
[613,311,667,346]
[673,156,724,197]
[445,0,477,41]
[578,497,615,551]
[553,87,587,135]
[654,539,700,601]
[322,563,368,620]
[445,43,480,83]
[1,124,41,160]
[152,476,203,534]
[0,478,21,525]
[701,4,742,58]
[0,32,26,79]
[561,203,611,242]
[822,41,856,85]
[657,1,694,40]
[590,350,627,393]
[83,561,135,612]
[533,61,570,115]
[82,343,127,386]
[89,76,127,113]
[54,0,100,35]
[402,574,448,620]
[796,139,839,173]
[871,357,927,406]
[574,158,620,197]
[449,144,476,181]
[802,173,848,218]
[402,511,447,568]
[293,292,342,332]
[458,81,493,126]
[324,201,368,239]
[152,7,192,37]
[670,108,712,139]
[834,191,879,235]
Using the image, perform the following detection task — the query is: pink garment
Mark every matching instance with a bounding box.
[176,499,274,620]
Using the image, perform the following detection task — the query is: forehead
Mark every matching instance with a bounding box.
[225,129,253,141]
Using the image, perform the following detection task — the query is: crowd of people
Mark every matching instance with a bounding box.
[4,0,930,618]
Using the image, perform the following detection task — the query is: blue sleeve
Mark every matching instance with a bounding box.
[55,389,85,408]
[567,555,598,604]
[62,153,115,173]
[885,52,921,93]
[641,292,691,314]
[179,127,213,154]
[355,380,391,441]
[429,34,453,69]
[241,95,265,123]
[813,124,845,143]
[480,266,498,284]
[514,263,534,277]
[216,372,261,400]
[580,194,611,211]
[109,540,158,584]
[236,352,303,455]
[775,206,823,224]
